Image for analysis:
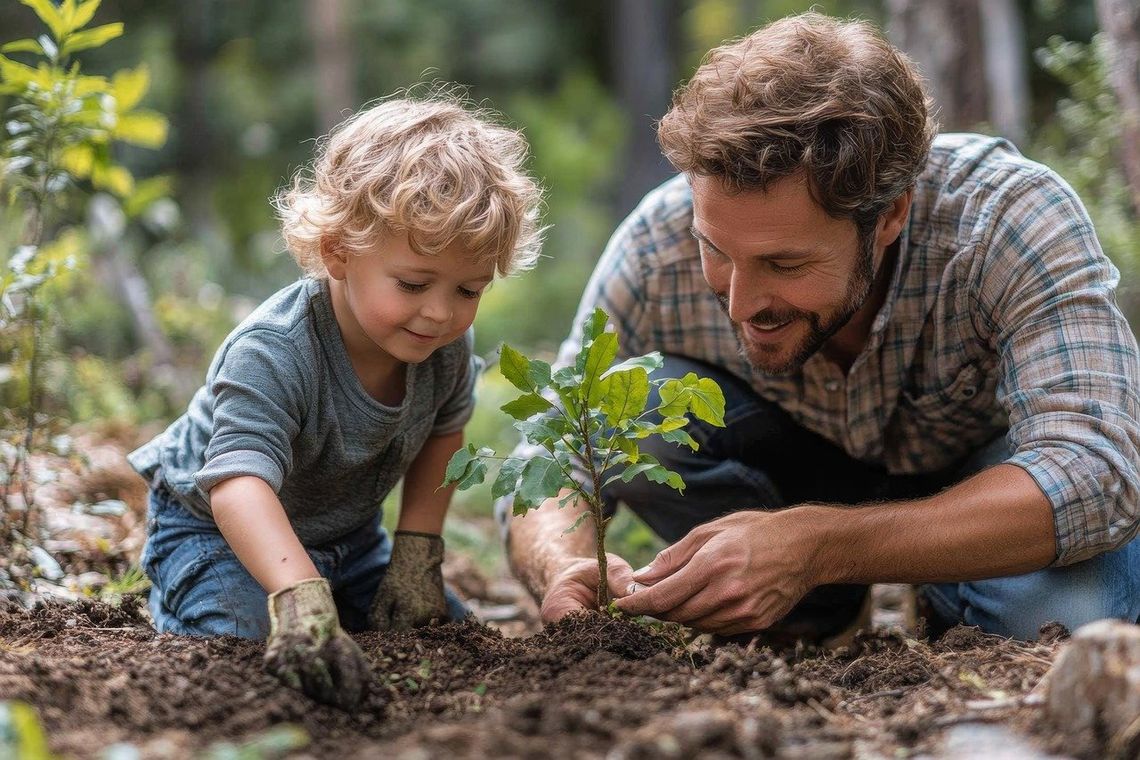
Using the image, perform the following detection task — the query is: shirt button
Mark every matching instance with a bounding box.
[824,379,841,392]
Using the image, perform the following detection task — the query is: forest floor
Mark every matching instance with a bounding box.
[0,431,1089,759]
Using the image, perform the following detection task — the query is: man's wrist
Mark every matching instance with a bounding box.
[791,504,855,586]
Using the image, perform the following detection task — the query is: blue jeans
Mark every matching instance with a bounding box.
[141,485,468,639]
[601,355,1140,641]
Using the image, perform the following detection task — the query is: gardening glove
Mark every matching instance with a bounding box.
[263,577,369,710]
[369,530,448,630]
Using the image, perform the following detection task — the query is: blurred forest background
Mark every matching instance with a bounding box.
[1,0,1139,582]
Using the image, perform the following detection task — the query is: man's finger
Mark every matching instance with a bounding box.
[540,595,590,623]
[616,559,711,616]
[631,529,707,584]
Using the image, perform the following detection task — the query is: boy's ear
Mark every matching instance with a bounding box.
[320,236,348,280]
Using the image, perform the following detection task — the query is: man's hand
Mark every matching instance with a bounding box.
[369,530,448,630]
[264,577,369,710]
[614,510,820,635]
[541,553,637,623]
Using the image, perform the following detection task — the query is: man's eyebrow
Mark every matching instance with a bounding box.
[689,225,817,260]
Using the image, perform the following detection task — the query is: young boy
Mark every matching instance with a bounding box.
[128,96,543,709]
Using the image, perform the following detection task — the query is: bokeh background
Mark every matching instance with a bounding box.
[2,0,1138,574]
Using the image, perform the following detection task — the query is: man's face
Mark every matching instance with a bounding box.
[691,173,874,375]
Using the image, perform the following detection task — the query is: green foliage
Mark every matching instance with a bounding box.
[1030,34,1140,323]
[0,0,169,536]
[443,307,725,608]
[0,700,53,760]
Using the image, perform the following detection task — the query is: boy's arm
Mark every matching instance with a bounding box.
[210,475,319,592]
[210,475,368,710]
[369,431,463,630]
[397,430,464,533]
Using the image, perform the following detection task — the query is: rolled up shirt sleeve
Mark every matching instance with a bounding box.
[432,329,483,436]
[194,329,308,498]
[975,171,1140,565]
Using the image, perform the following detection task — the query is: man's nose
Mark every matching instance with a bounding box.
[727,269,772,322]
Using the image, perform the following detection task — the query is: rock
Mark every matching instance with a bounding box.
[1044,619,1140,759]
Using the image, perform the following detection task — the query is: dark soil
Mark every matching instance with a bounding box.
[0,598,1079,759]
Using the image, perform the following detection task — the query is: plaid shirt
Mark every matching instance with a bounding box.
[555,134,1139,566]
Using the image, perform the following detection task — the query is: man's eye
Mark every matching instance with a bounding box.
[458,286,482,300]
[396,280,427,293]
[771,261,808,274]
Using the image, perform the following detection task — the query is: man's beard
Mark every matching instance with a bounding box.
[717,234,876,375]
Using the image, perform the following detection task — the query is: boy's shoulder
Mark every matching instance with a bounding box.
[208,278,327,375]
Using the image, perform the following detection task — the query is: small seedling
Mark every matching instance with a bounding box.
[443,307,725,609]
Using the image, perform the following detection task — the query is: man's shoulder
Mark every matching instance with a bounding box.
[622,174,699,268]
[919,134,1060,207]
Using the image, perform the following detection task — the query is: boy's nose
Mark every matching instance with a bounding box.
[421,297,452,323]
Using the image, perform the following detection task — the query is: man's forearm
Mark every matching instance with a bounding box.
[507,488,596,602]
[812,463,1057,585]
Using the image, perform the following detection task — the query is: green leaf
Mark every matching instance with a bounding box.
[0,701,52,760]
[582,307,608,343]
[600,352,663,379]
[659,428,699,451]
[562,510,592,535]
[599,367,649,426]
[514,416,569,447]
[60,22,123,56]
[500,392,553,420]
[19,0,65,41]
[71,0,100,31]
[442,444,477,487]
[657,378,690,417]
[498,344,532,391]
[455,458,488,491]
[615,462,686,492]
[580,331,618,405]
[687,376,726,427]
[516,457,566,509]
[110,64,149,111]
[123,175,172,217]
[111,110,167,148]
[1,39,43,55]
[610,435,640,463]
[498,344,550,393]
[491,457,526,501]
[659,416,687,432]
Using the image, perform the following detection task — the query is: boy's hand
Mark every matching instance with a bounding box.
[369,530,448,630]
[264,577,369,710]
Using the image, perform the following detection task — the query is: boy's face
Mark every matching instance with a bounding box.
[325,232,495,368]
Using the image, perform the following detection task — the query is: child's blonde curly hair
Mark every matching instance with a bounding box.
[275,93,544,278]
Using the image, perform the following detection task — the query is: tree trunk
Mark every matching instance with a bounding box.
[979,0,1029,145]
[305,0,357,133]
[1095,0,1140,215]
[612,0,678,217]
[885,0,987,132]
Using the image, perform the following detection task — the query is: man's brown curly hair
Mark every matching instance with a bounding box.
[658,12,937,235]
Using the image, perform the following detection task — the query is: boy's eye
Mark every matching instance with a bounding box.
[396,280,427,293]
[458,286,482,300]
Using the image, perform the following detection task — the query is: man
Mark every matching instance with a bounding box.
[498,12,1140,641]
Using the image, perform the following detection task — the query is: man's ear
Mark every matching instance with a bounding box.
[320,236,348,280]
[875,188,913,251]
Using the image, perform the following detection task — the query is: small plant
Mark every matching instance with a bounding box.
[443,307,725,609]
[0,0,167,537]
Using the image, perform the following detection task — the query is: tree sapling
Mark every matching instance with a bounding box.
[443,308,725,609]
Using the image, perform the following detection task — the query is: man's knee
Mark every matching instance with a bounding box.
[941,542,1139,640]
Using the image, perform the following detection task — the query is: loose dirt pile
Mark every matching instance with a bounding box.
[0,597,1082,759]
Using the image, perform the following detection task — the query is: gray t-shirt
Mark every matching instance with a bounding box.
[128,277,478,546]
